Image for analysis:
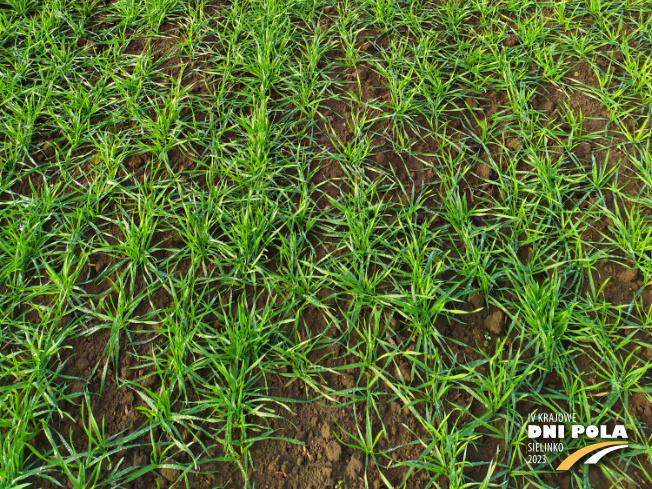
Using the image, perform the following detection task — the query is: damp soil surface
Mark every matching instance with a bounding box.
[3,2,652,489]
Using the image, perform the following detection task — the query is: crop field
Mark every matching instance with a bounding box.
[2,0,652,488]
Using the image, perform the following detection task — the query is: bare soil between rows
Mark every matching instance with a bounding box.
[8,5,652,489]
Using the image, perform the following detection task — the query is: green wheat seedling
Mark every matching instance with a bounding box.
[288,24,333,121]
[1,84,53,172]
[93,273,149,394]
[332,394,386,489]
[335,0,363,68]
[34,393,134,489]
[158,272,210,396]
[508,267,578,371]
[189,292,295,483]
[534,43,571,82]
[400,409,480,489]
[375,38,424,152]
[620,40,652,104]
[0,310,73,489]
[3,1,652,488]
[178,0,211,58]
[463,335,536,414]
[97,178,168,288]
[327,101,375,169]
[135,73,191,160]
[607,196,652,268]
[132,353,204,467]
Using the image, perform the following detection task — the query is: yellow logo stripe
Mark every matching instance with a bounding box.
[556,442,628,470]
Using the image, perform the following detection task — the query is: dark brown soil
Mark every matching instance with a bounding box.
[8,4,652,489]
